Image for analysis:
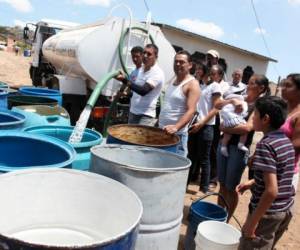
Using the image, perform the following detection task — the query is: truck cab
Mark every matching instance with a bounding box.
[23,20,79,87]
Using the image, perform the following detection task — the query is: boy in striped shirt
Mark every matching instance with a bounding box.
[237,96,295,250]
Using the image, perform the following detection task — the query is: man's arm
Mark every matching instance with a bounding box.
[117,72,154,96]
[127,80,154,96]
[163,79,200,134]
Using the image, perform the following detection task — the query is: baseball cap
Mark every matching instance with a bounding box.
[207,49,220,59]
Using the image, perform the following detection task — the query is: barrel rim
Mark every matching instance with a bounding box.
[0,168,143,249]
[190,200,227,220]
[0,131,76,170]
[23,125,103,149]
[107,124,180,147]
[196,220,241,246]
[20,87,61,96]
[0,89,8,96]
[91,144,191,172]
[0,110,26,127]
[7,95,58,104]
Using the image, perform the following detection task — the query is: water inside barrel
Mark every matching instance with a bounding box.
[109,125,179,146]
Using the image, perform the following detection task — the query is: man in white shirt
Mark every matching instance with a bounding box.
[116,44,165,125]
[226,69,247,95]
[159,50,200,156]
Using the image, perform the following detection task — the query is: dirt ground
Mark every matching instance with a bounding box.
[0,50,299,249]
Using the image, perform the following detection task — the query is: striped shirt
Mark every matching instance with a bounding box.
[250,130,295,213]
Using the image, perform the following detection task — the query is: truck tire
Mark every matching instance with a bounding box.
[29,66,42,86]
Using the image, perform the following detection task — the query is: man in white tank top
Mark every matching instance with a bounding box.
[159,51,200,156]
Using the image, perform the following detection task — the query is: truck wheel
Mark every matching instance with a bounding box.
[30,66,42,86]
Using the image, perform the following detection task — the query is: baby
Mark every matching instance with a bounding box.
[220,89,249,157]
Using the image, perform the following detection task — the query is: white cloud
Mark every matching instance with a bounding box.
[176,18,224,39]
[14,19,26,28]
[288,0,300,5]
[72,0,111,7]
[0,0,32,12]
[254,27,267,35]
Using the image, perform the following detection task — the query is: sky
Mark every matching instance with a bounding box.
[0,0,299,82]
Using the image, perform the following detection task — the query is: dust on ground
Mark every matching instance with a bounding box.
[0,50,32,87]
[0,50,299,250]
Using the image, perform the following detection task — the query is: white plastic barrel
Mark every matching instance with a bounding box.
[90,144,191,250]
[195,221,241,250]
[0,168,143,249]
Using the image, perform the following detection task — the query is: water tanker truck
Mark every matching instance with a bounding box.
[25,15,176,127]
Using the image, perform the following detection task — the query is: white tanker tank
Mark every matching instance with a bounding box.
[42,16,176,96]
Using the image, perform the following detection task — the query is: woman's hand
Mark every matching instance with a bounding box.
[214,100,226,110]
[231,99,244,113]
[189,121,204,134]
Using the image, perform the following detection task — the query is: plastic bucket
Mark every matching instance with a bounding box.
[185,194,228,250]
[90,144,191,250]
[195,221,241,250]
[107,124,180,153]
[7,95,58,109]
[0,90,8,109]
[0,109,26,130]
[12,105,70,128]
[23,49,31,57]
[19,87,62,105]
[24,125,102,171]
[0,132,76,172]
[0,168,142,249]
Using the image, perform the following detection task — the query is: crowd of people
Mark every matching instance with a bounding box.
[114,44,300,249]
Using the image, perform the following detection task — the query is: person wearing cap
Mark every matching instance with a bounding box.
[205,49,230,191]
[206,49,220,69]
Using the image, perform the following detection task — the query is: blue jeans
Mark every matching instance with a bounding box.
[187,125,214,190]
[217,144,249,191]
[177,132,188,157]
[128,112,156,126]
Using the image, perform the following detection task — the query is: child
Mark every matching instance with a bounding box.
[237,96,295,250]
[220,88,249,157]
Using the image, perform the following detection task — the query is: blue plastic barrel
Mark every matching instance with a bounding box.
[0,90,8,109]
[0,81,9,89]
[107,124,179,152]
[12,105,70,128]
[19,87,62,105]
[0,132,76,172]
[7,95,58,109]
[23,49,31,57]
[0,109,26,130]
[24,125,102,171]
[185,197,228,250]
